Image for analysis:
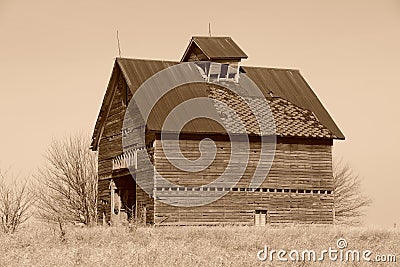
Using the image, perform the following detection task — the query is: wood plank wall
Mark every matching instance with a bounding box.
[98,72,126,179]
[96,70,155,224]
[153,138,334,225]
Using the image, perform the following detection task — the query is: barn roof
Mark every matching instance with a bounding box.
[131,81,334,139]
[91,58,343,150]
[181,36,248,61]
[240,66,345,141]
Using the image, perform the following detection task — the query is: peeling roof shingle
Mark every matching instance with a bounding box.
[209,85,336,138]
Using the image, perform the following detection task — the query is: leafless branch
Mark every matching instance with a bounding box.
[0,170,35,233]
[34,133,98,226]
[333,159,372,225]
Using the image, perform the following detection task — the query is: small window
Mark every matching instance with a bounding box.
[254,210,268,226]
[220,63,229,78]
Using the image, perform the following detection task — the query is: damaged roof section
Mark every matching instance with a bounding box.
[209,86,335,138]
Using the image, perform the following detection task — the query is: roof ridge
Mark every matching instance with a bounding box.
[116,57,179,63]
[192,36,232,39]
[241,65,299,72]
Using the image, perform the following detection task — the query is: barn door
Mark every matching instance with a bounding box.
[254,210,267,226]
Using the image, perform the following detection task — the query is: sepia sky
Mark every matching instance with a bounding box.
[0,0,399,227]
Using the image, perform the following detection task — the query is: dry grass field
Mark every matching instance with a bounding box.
[0,223,398,266]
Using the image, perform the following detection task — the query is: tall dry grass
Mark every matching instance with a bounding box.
[0,222,398,266]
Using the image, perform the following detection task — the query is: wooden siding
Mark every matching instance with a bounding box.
[98,72,128,179]
[155,192,333,225]
[97,178,111,223]
[136,185,155,224]
[186,46,208,61]
[96,71,155,224]
[153,138,333,225]
[153,139,333,190]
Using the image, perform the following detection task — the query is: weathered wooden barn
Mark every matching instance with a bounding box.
[91,36,345,226]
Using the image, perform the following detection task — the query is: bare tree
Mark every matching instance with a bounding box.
[0,170,34,233]
[35,134,98,226]
[333,160,372,225]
